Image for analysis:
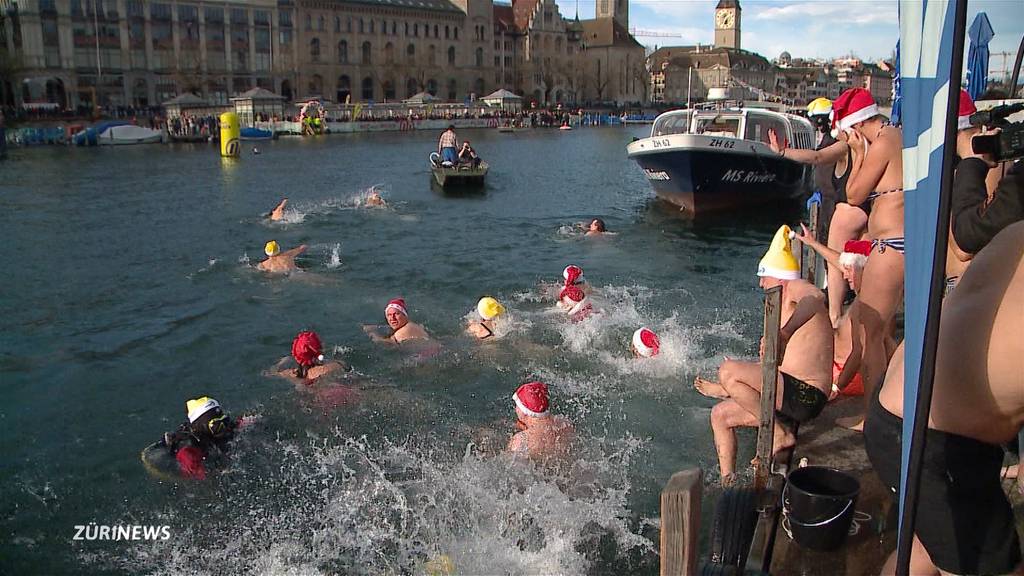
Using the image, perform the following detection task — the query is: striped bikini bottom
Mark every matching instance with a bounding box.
[871,237,905,255]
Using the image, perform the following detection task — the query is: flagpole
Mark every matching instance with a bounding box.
[895,0,968,573]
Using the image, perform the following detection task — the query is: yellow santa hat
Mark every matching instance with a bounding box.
[757,225,801,280]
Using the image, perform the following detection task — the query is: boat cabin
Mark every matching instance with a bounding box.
[649,108,815,150]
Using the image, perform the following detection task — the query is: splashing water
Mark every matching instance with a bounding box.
[326,244,343,270]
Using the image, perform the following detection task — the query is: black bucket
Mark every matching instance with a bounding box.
[784,466,860,551]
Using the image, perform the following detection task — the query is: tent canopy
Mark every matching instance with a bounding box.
[482,89,522,100]
[404,92,439,104]
[231,87,286,102]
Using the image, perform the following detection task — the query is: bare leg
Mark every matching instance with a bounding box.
[694,376,729,399]
[826,204,868,327]
[718,359,783,417]
[879,535,940,576]
[710,399,759,480]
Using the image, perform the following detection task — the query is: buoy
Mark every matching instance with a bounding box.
[219,112,240,158]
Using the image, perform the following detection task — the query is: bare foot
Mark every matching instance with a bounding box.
[836,415,864,432]
[695,376,730,400]
[721,473,737,488]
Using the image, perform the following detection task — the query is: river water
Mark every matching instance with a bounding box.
[1,126,801,574]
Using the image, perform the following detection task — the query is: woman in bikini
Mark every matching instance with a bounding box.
[833,88,904,430]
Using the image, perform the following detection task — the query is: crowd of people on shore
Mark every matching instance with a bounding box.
[693,85,1023,575]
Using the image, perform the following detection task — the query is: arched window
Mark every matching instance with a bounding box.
[338,40,348,63]
[414,23,419,37]
[369,20,374,34]
[406,77,418,98]
[428,44,436,66]
[447,46,455,65]
[433,24,438,38]
[305,14,311,30]
[362,41,372,64]
[406,43,415,64]
[475,47,483,67]
[447,78,457,100]
[405,22,409,36]
[474,77,484,96]
[317,15,324,32]
[358,19,364,34]
[391,21,396,35]
[309,74,323,95]
[361,76,374,100]
[384,42,394,64]
[347,17,352,33]
[383,79,395,100]
[426,78,437,96]
[337,75,351,103]
[310,38,321,61]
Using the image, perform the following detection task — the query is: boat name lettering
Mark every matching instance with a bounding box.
[708,138,735,149]
[651,138,671,148]
[644,169,671,181]
[721,169,777,184]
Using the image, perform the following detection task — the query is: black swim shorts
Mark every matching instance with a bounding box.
[777,372,828,426]
[864,389,1022,575]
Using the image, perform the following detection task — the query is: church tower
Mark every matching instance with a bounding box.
[714,0,740,50]
[597,0,628,29]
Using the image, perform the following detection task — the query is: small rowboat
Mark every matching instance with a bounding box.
[429,152,488,188]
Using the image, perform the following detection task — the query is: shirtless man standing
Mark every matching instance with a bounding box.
[834,87,904,430]
[364,298,431,344]
[257,240,307,273]
[695,225,833,484]
[865,221,1024,576]
[507,381,575,462]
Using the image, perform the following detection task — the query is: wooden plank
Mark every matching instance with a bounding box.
[745,472,785,573]
[754,286,783,489]
[660,467,703,576]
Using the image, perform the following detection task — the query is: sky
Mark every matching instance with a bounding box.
[553,0,1023,80]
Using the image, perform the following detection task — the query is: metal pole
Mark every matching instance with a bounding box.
[895,0,968,573]
[1010,34,1024,98]
[93,0,102,110]
[686,66,691,108]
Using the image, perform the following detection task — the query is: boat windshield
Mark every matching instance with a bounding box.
[743,113,789,146]
[693,114,740,138]
[651,112,691,136]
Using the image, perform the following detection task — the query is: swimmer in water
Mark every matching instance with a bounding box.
[576,218,607,236]
[267,198,288,221]
[257,240,307,273]
[365,189,386,207]
[631,327,661,358]
[507,381,574,462]
[467,296,505,340]
[272,330,349,386]
[559,285,593,322]
[158,397,240,480]
[253,147,260,155]
[364,298,431,344]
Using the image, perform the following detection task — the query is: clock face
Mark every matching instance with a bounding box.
[716,10,734,28]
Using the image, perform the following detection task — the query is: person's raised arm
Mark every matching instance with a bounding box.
[779,287,826,343]
[845,130,893,206]
[769,129,848,166]
[281,244,307,259]
[793,222,842,270]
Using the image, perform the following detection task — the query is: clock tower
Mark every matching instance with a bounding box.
[714,0,740,50]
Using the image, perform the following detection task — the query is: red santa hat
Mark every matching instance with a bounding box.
[838,240,872,269]
[385,298,407,317]
[832,88,880,134]
[958,88,977,131]
[563,265,585,287]
[632,327,660,358]
[291,330,325,367]
[559,285,592,318]
[513,381,549,417]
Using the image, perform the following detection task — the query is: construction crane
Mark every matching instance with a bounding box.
[630,28,683,38]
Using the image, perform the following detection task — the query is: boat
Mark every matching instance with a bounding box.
[240,127,274,141]
[429,153,488,187]
[559,124,573,131]
[626,108,816,214]
[98,124,164,145]
[73,120,130,146]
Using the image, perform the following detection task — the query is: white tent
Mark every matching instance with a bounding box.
[481,89,523,111]
[403,91,439,104]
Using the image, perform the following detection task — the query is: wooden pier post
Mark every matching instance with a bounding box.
[754,286,783,489]
[660,467,703,576]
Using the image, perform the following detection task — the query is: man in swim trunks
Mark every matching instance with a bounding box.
[438,125,458,165]
[272,330,349,386]
[160,396,239,480]
[864,221,1024,576]
[507,381,575,462]
[467,296,504,340]
[695,226,833,484]
[257,240,307,274]
[364,298,431,344]
[268,198,288,221]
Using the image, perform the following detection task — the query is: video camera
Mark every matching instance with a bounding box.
[969,102,1024,162]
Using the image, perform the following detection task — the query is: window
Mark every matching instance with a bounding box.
[475,47,483,67]
[358,19,364,34]
[447,78,456,100]
[405,22,409,36]
[433,25,438,38]
[406,43,415,64]
[369,20,374,34]
[426,78,437,96]
[447,46,455,65]
[254,10,269,25]
[362,41,371,64]
[337,75,351,103]
[305,14,311,31]
[338,40,348,63]
[383,80,395,100]
[454,27,458,40]
[310,38,320,61]
[362,76,374,100]
[414,24,418,37]
[445,25,449,39]
[278,9,292,27]
[428,44,436,66]
[384,42,394,64]
[335,16,340,33]
[494,56,499,67]
[347,17,352,33]
[474,78,484,96]
[407,77,418,98]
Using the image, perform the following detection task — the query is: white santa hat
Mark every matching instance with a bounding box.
[632,327,661,358]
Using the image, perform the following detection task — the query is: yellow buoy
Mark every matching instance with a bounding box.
[219,112,240,158]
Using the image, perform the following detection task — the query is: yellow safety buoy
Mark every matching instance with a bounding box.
[219,112,240,158]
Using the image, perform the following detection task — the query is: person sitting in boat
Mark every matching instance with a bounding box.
[257,240,307,274]
[467,297,505,340]
[438,125,459,165]
[272,330,350,386]
[632,327,661,359]
[363,298,432,344]
[694,226,833,485]
[507,381,575,462]
[458,141,481,168]
[267,198,288,221]
[157,397,240,480]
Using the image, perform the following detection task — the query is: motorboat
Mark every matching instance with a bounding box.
[98,124,163,145]
[626,108,815,214]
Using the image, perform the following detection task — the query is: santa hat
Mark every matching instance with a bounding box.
[757,225,801,280]
[839,240,872,269]
[832,88,880,134]
[291,330,324,367]
[385,298,407,317]
[513,381,549,417]
[958,88,977,131]
[563,265,585,287]
[559,285,591,317]
[632,327,661,358]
